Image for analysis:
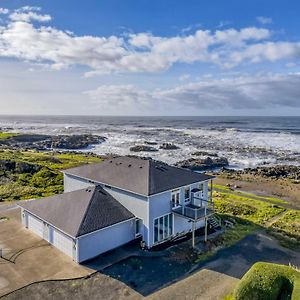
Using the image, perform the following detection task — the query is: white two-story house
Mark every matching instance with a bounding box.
[19,156,215,263]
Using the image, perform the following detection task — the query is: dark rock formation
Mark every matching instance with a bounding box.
[144,141,158,145]
[0,134,106,151]
[176,156,229,170]
[192,151,218,157]
[242,165,300,180]
[159,143,180,150]
[129,145,158,152]
[0,160,41,174]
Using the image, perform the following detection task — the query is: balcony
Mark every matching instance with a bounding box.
[172,198,214,221]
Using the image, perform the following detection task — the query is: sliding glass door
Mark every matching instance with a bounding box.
[154,213,173,244]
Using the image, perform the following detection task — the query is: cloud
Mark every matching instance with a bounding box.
[9,11,51,22]
[0,8,9,14]
[85,73,300,111]
[0,8,299,75]
[179,74,191,81]
[16,6,41,12]
[257,16,273,25]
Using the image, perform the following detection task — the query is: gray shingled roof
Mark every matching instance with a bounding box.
[18,186,134,238]
[64,156,214,196]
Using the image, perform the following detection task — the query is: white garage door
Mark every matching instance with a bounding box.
[53,229,74,258]
[27,214,44,238]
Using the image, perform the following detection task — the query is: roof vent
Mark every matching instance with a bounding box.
[139,166,143,168]
[109,160,112,163]
[128,164,132,167]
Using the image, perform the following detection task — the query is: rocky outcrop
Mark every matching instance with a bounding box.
[242,165,300,180]
[192,151,218,157]
[0,160,41,174]
[130,145,158,152]
[159,143,180,150]
[49,135,105,149]
[176,156,229,170]
[144,141,158,145]
[0,134,106,150]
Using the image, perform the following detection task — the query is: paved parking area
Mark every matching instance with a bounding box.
[0,207,92,297]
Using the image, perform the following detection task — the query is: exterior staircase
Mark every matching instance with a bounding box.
[208,215,222,229]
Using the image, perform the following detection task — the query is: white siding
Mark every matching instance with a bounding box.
[27,214,44,238]
[52,228,75,259]
[77,218,135,263]
[105,187,149,245]
[148,181,209,247]
[63,174,92,192]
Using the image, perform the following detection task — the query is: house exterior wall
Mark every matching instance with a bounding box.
[76,218,135,263]
[103,187,149,245]
[63,173,150,246]
[148,181,209,247]
[63,173,210,250]
[63,173,92,192]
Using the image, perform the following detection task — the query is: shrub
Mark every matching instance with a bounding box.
[233,262,300,300]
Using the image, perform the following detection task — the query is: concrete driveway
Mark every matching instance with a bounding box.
[149,231,300,300]
[0,206,92,297]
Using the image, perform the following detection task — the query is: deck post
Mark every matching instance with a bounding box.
[192,221,195,248]
[204,217,208,242]
[210,180,213,205]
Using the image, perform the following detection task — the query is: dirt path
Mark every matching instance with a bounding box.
[265,211,287,227]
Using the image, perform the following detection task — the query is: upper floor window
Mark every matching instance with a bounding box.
[184,186,190,202]
[171,189,180,207]
[199,183,204,191]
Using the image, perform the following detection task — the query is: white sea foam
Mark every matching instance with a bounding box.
[1,116,299,168]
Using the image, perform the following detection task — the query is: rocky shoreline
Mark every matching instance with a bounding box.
[0,134,106,151]
[220,165,300,181]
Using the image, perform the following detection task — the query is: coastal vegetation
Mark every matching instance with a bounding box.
[0,149,102,201]
[213,188,300,249]
[0,132,18,139]
[231,262,300,300]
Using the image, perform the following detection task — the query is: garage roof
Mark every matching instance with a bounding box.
[18,186,134,238]
[64,156,214,196]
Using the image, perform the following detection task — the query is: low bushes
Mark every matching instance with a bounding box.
[233,262,300,300]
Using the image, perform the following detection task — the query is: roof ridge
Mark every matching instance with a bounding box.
[75,186,97,237]
[148,159,153,196]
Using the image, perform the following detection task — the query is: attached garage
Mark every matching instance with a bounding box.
[18,186,136,263]
[27,214,44,238]
[52,228,75,258]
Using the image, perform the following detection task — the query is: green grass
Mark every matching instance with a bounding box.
[213,184,288,205]
[0,149,102,201]
[232,262,300,300]
[213,191,286,226]
[213,184,232,192]
[267,210,300,250]
[0,132,18,139]
[194,215,257,263]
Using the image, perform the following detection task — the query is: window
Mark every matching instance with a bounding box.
[199,183,204,197]
[171,190,180,207]
[199,183,204,191]
[153,214,173,243]
[135,218,142,237]
[184,186,190,202]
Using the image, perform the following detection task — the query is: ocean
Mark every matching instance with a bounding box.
[0,115,299,168]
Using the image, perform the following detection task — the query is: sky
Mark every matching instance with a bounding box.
[0,0,300,116]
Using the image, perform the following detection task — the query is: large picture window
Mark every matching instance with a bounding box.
[153,214,173,243]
